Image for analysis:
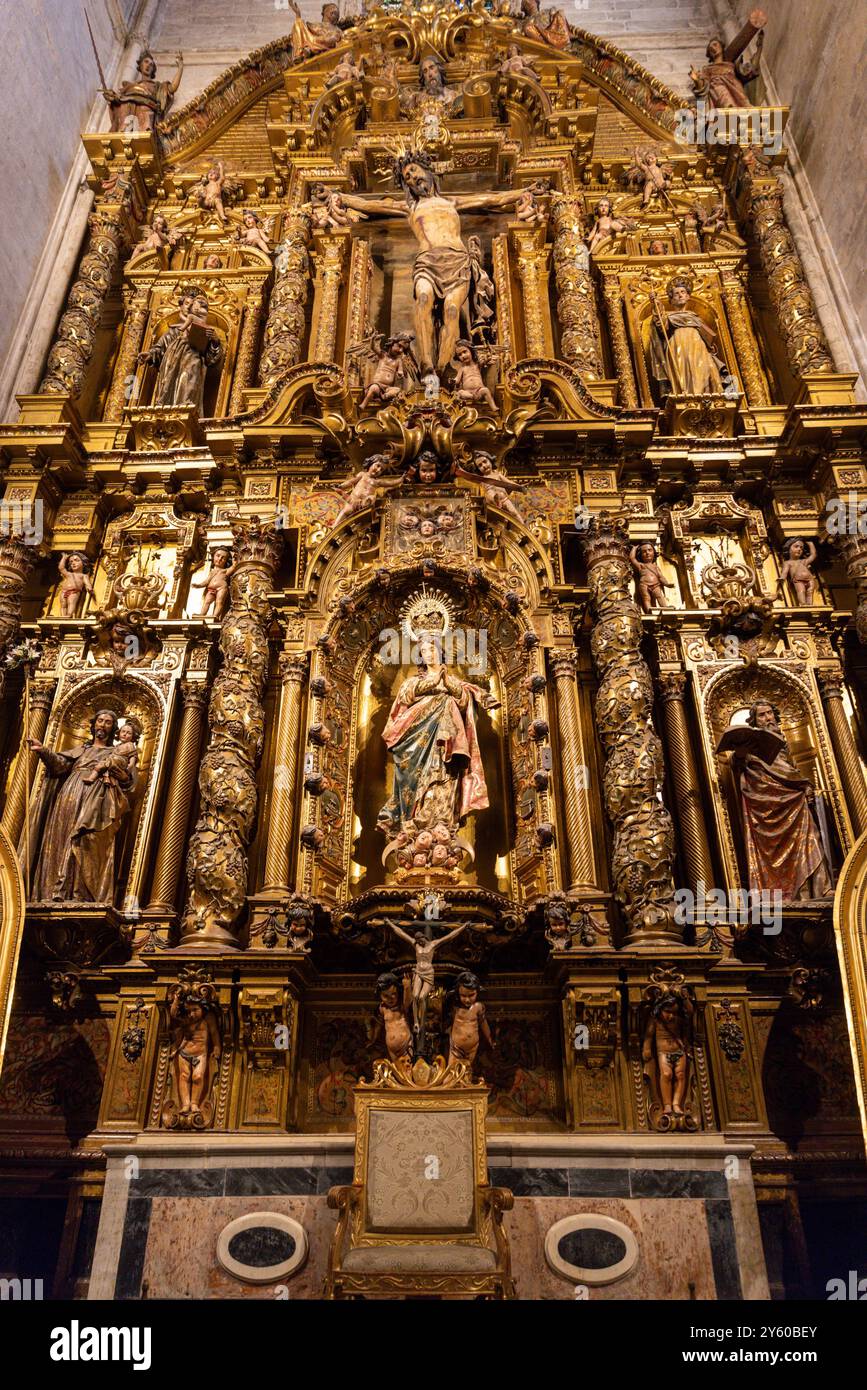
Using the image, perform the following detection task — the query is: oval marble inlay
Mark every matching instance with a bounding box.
[216,1212,308,1285]
[557,1228,627,1270]
[227,1226,296,1268]
[544,1214,639,1287]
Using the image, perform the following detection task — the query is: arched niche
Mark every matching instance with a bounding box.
[703,665,850,896]
[298,537,558,905]
[25,674,167,913]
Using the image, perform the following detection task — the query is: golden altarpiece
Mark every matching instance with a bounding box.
[0,3,865,1300]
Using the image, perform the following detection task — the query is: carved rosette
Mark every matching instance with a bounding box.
[551,197,603,380]
[40,210,126,396]
[740,161,834,377]
[583,515,678,943]
[259,209,312,387]
[182,518,284,946]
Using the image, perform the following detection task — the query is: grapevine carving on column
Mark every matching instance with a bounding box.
[40,208,127,397]
[310,233,349,363]
[739,157,834,377]
[551,196,604,380]
[259,209,312,386]
[0,534,36,697]
[583,514,678,944]
[181,516,283,947]
[835,534,867,645]
[104,283,150,419]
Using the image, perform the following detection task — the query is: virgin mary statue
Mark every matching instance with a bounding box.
[377,595,494,870]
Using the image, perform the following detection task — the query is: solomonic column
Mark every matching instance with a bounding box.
[181,517,283,948]
[657,672,715,894]
[40,207,128,397]
[259,209,312,386]
[582,514,679,945]
[817,670,867,837]
[551,196,604,381]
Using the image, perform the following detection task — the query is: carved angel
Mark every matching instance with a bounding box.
[585,197,633,256]
[348,332,421,408]
[625,147,673,207]
[234,209,276,258]
[190,161,242,224]
[128,214,183,267]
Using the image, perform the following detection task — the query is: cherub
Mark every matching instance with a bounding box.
[128,214,182,267]
[642,988,693,1118]
[332,456,402,528]
[778,538,818,607]
[325,50,364,89]
[625,147,673,208]
[498,44,541,80]
[686,200,726,247]
[451,341,497,413]
[371,972,413,1067]
[514,186,546,226]
[585,197,633,255]
[630,541,673,612]
[457,451,524,524]
[352,333,419,408]
[235,209,274,258]
[308,182,363,231]
[384,919,468,1038]
[57,552,94,618]
[169,987,222,1117]
[447,972,493,1074]
[193,161,238,224]
[191,547,234,621]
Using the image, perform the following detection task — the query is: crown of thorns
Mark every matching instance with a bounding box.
[392,148,438,189]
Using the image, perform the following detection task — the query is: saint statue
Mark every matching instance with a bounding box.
[287,1,345,61]
[340,150,531,375]
[648,278,727,398]
[519,0,572,50]
[689,10,766,110]
[376,593,496,865]
[140,291,223,412]
[721,701,833,902]
[26,709,139,903]
[105,50,184,133]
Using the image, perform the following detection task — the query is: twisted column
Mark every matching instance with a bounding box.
[817,670,867,837]
[550,650,598,891]
[836,534,867,645]
[259,209,312,387]
[146,681,209,913]
[104,283,149,420]
[261,652,308,894]
[583,514,678,944]
[1,680,55,845]
[182,518,283,947]
[0,534,36,701]
[721,271,770,407]
[551,197,603,380]
[601,274,638,407]
[40,209,126,396]
[657,672,714,894]
[739,158,834,377]
[229,289,265,414]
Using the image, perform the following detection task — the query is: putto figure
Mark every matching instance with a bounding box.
[140,290,223,412]
[447,972,493,1074]
[642,988,694,1122]
[128,214,182,267]
[308,182,363,231]
[630,542,674,612]
[57,552,94,618]
[457,452,523,523]
[235,210,273,258]
[689,9,767,109]
[585,198,632,256]
[192,547,234,620]
[498,45,541,80]
[339,150,532,375]
[372,972,413,1068]
[354,334,419,408]
[625,148,673,208]
[332,455,402,528]
[778,538,818,607]
[451,342,497,413]
[192,162,239,225]
[104,49,183,132]
[167,978,222,1124]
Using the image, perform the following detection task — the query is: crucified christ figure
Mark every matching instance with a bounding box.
[385,919,468,1040]
[341,153,535,375]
